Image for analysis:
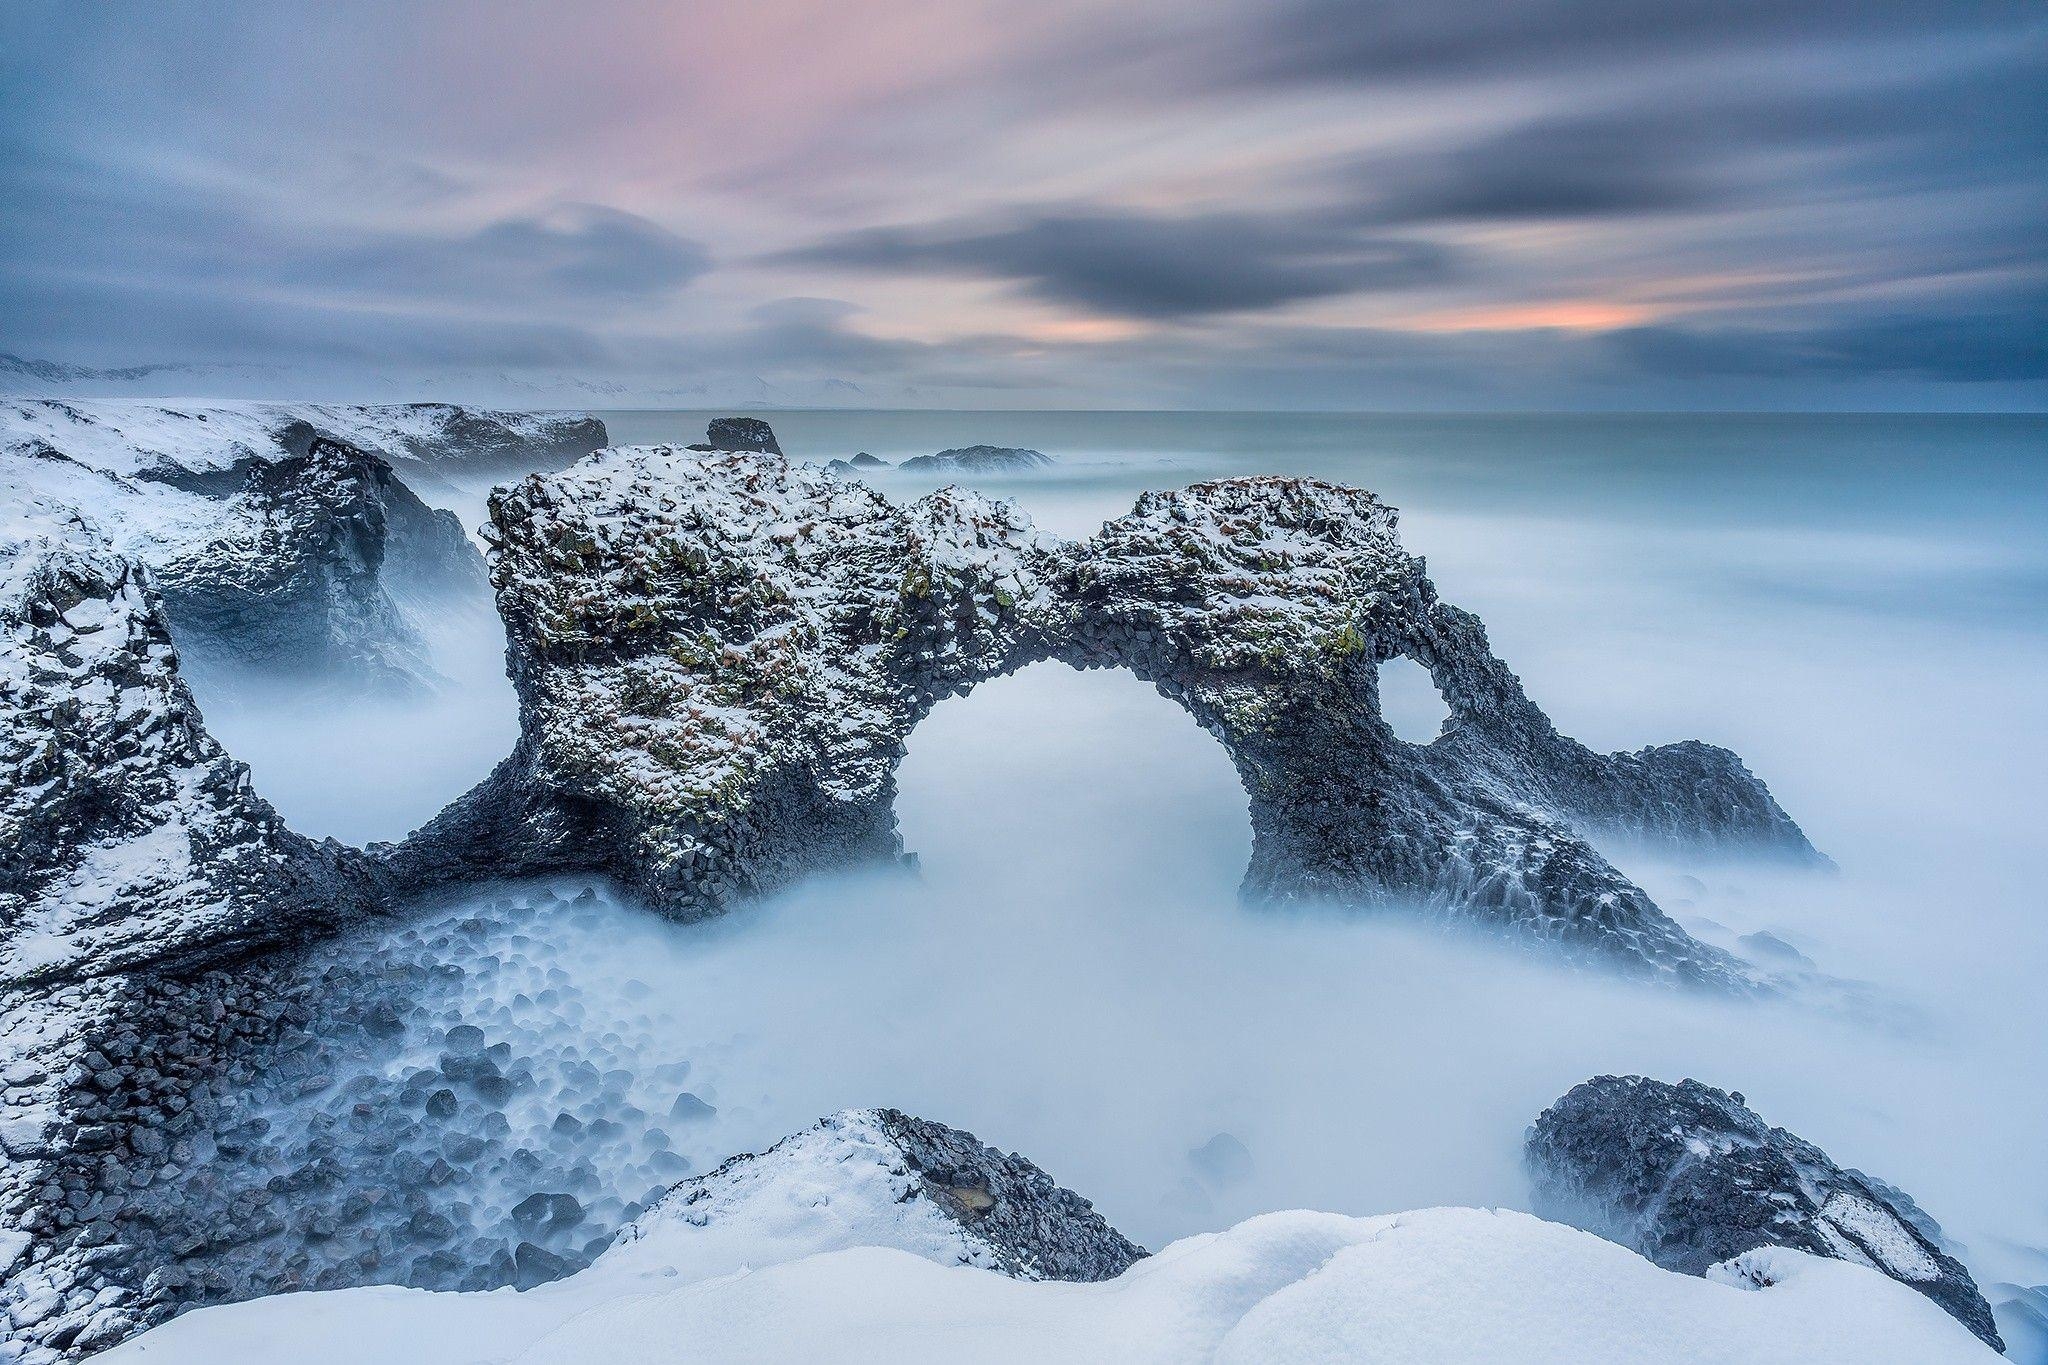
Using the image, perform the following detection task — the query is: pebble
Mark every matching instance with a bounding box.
[24,884,723,1346]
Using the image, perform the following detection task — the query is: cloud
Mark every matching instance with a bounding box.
[0,0,2042,407]
[780,209,1455,318]
[312,205,711,304]
[1205,0,2022,89]
[1354,118,1717,225]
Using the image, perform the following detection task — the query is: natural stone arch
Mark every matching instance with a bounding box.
[384,447,1823,989]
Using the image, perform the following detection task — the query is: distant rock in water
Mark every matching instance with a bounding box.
[899,445,1053,473]
[823,452,893,478]
[705,416,781,455]
[1527,1075,2004,1351]
[615,1108,1146,1283]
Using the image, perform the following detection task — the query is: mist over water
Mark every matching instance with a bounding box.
[175,413,2048,1303]
[190,603,517,847]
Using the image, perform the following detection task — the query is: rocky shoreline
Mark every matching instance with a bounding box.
[0,414,1885,1360]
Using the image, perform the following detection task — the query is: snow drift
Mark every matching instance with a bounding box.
[97,1116,1997,1364]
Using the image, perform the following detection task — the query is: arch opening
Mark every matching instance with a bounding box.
[895,661,1254,905]
[1377,655,1452,745]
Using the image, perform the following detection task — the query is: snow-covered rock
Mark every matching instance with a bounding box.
[0,400,606,692]
[1527,1074,2003,1350]
[0,516,392,1360]
[381,446,1061,914]
[614,1109,1144,1283]
[389,448,1816,987]
[0,399,605,484]
[900,444,1054,473]
[91,1201,1999,1364]
[0,516,382,991]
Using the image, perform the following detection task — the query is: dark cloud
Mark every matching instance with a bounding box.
[1332,37,2046,226]
[1356,119,1717,225]
[780,210,1454,318]
[1210,0,2024,89]
[312,205,710,303]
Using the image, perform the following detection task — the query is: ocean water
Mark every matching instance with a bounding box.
[195,412,2048,1314]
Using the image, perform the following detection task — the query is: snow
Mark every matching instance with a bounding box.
[0,398,592,609]
[1820,1192,1943,1282]
[94,1203,1996,1364]
[0,398,583,477]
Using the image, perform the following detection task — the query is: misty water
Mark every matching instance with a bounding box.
[181,413,2048,1305]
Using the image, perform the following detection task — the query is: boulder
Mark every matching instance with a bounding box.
[1527,1074,2003,1351]
[704,417,781,455]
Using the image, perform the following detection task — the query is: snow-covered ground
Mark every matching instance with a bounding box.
[0,398,584,478]
[98,1200,1996,1364]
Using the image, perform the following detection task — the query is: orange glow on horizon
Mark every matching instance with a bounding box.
[1387,300,1660,333]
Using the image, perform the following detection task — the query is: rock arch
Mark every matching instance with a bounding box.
[384,447,1821,989]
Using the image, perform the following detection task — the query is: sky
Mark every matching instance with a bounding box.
[1,0,2042,409]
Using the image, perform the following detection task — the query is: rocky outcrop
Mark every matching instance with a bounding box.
[1527,1075,2003,1351]
[0,519,384,990]
[0,400,607,693]
[705,416,781,455]
[613,1108,1144,1283]
[899,444,1053,473]
[0,522,388,1360]
[387,447,1819,987]
[154,432,483,691]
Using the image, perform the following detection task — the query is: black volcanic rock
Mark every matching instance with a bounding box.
[705,416,781,455]
[0,527,387,1357]
[899,444,1052,473]
[1527,1075,2003,1350]
[0,528,385,991]
[386,450,1819,988]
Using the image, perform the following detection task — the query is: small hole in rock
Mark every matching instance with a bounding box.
[1377,656,1451,744]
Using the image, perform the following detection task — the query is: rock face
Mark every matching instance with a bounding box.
[614,1108,1145,1283]
[705,416,781,455]
[0,518,384,990]
[0,400,608,693]
[1527,1075,2003,1351]
[391,448,1817,987]
[899,444,1053,473]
